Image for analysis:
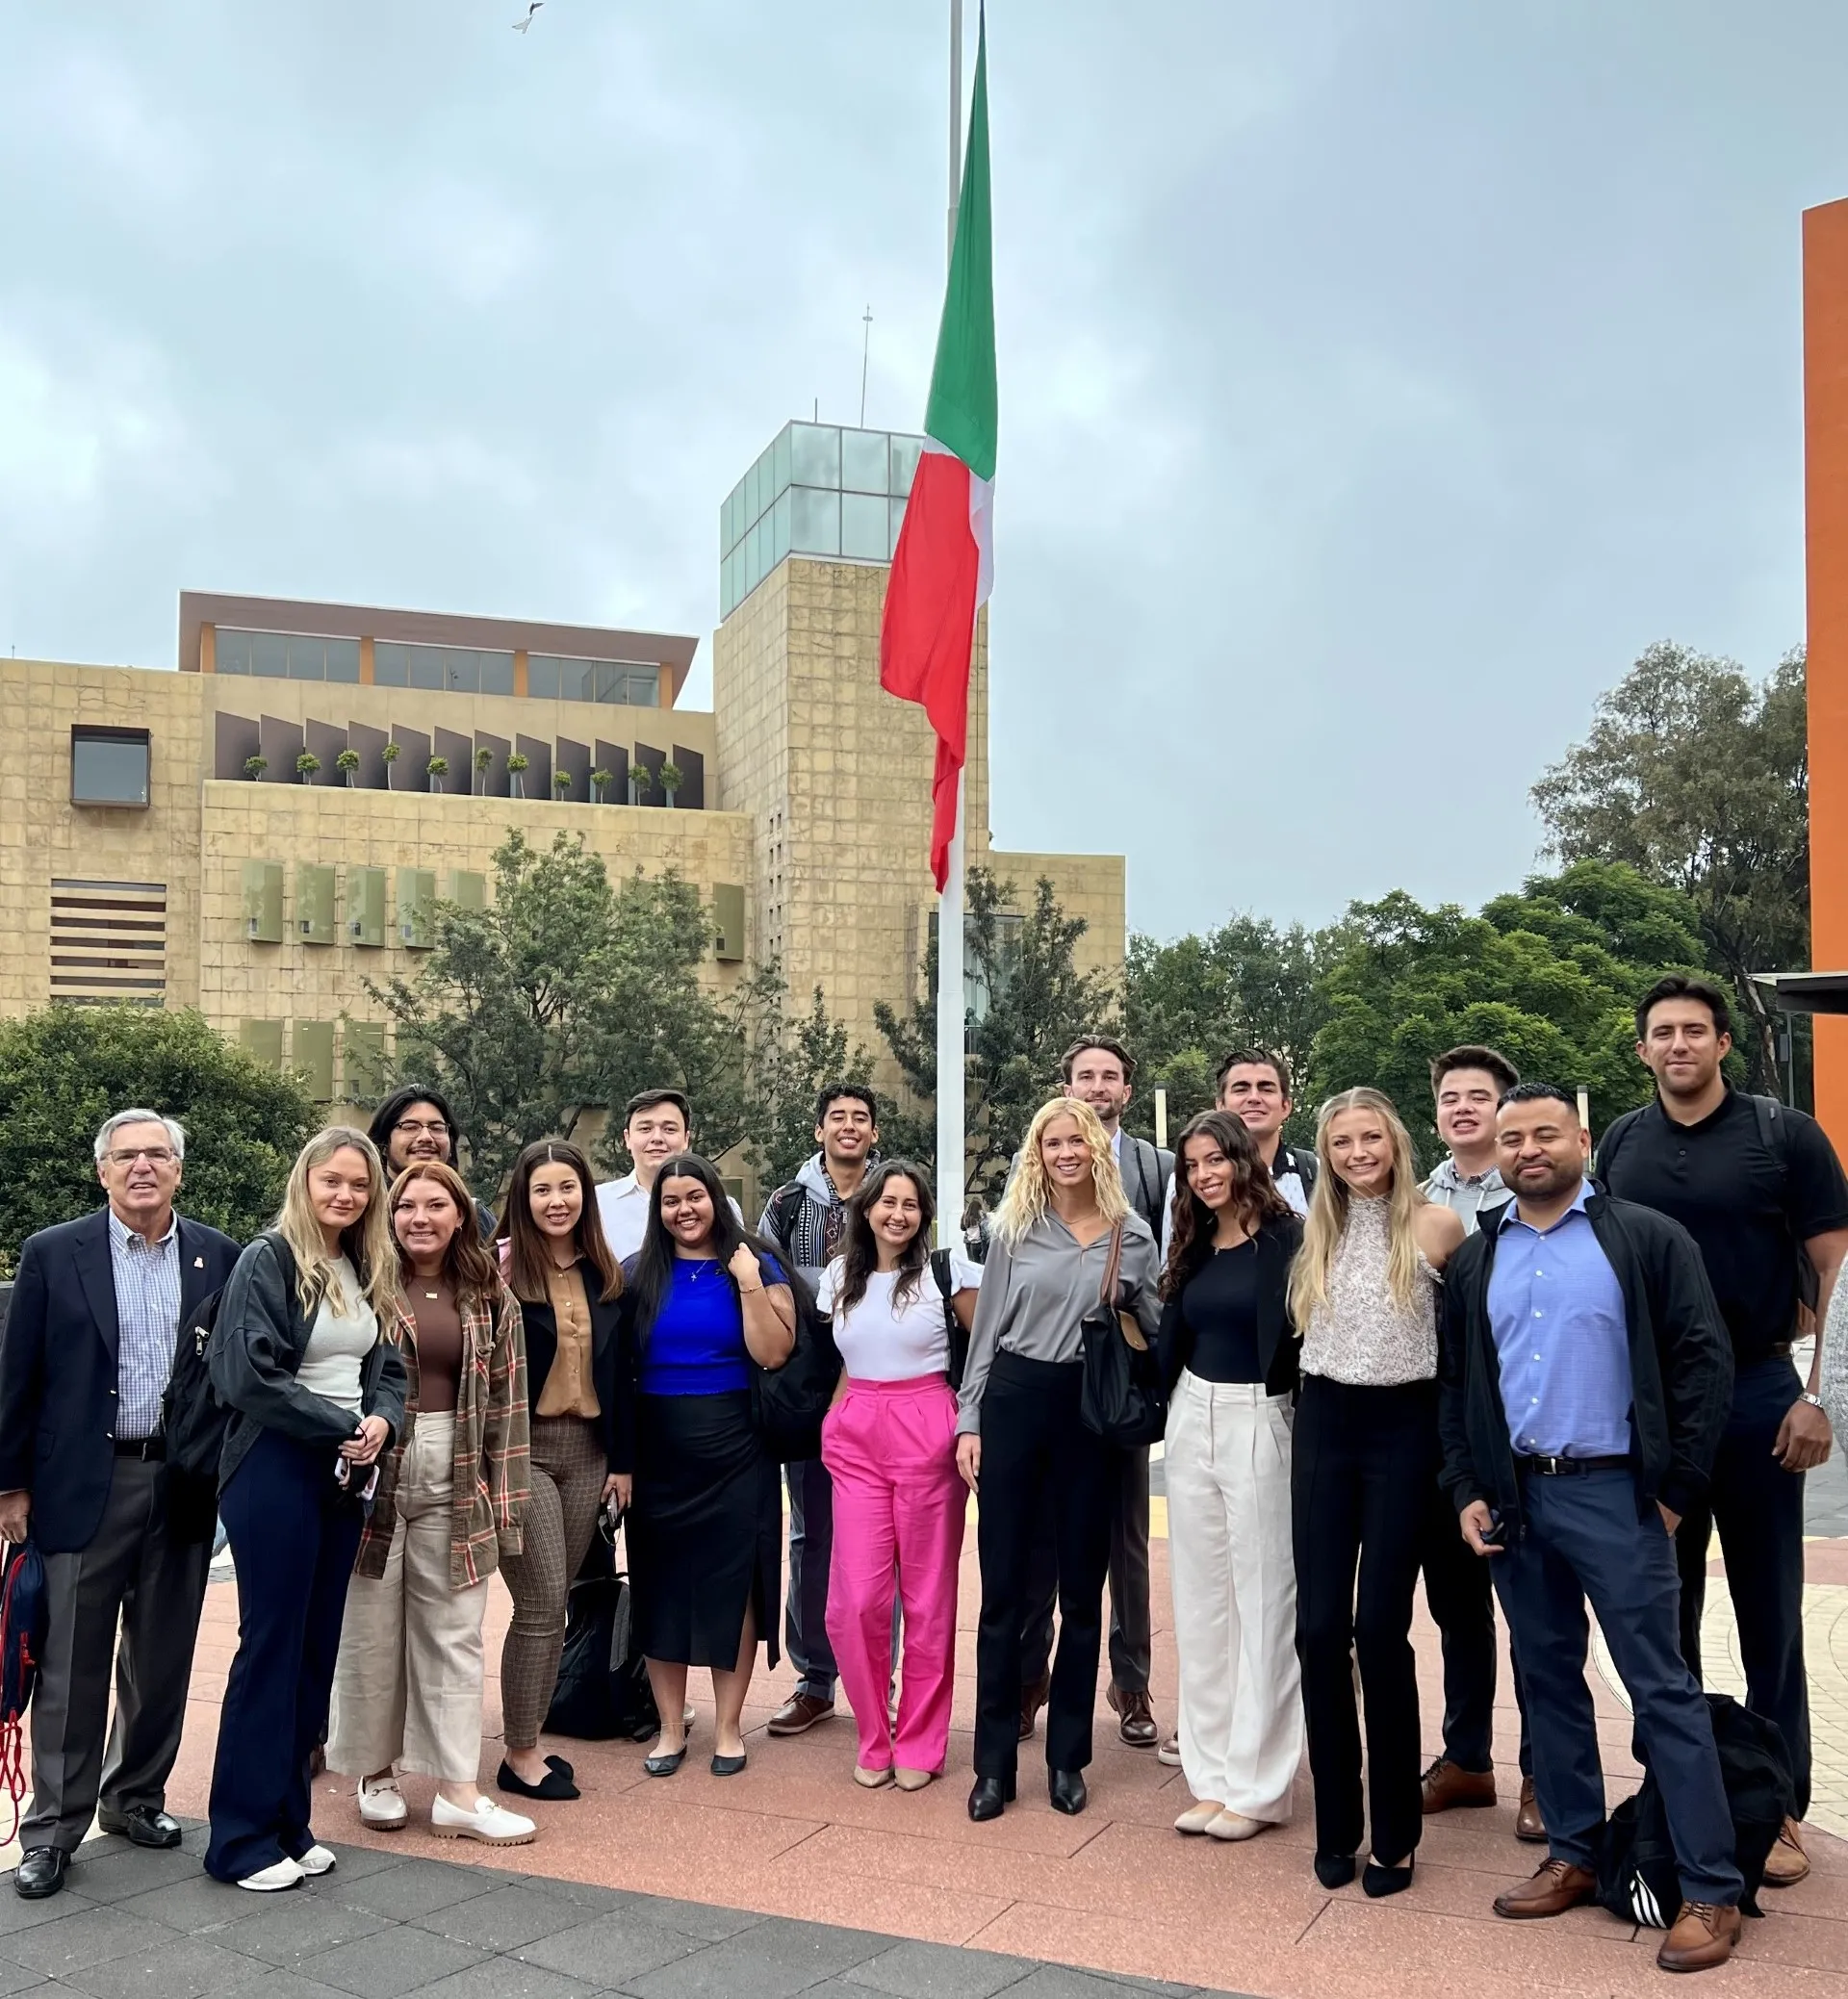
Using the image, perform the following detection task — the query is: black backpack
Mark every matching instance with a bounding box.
[545,1525,658,1742]
[930,1248,971,1389]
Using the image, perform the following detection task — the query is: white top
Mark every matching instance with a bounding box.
[1299,1196,1439,1387]
[295,1256,378,1414]
[596,1172,743,1263]
[816,1252,983,1381]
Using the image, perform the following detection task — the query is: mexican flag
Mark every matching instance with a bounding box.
[880,8,995,893]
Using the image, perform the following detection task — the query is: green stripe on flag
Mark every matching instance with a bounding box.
[923,7,996,483]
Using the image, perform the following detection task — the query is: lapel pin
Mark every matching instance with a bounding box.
[193,1256,206,1268]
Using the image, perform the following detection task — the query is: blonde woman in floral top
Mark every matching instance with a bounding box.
[328,1161,533,1845]
[1286,1088,1463,1900]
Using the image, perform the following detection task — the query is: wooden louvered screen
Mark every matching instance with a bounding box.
[49,878,167,1006]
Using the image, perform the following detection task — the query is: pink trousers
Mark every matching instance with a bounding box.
[820,1374,963,1773]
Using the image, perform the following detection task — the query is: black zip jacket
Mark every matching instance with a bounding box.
[1155,1213,1302,1401]
[1437,1190,1732,1528]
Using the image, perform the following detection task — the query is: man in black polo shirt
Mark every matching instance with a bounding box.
[1598,974,1848,1888]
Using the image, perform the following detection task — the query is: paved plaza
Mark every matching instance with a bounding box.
[5,1456,1848,1998]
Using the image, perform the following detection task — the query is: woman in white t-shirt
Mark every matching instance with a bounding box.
[817,1160,980,1791]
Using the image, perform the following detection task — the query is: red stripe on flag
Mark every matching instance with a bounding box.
[879,449,979,892]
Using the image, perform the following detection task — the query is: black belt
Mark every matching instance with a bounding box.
[113,1436,166,1461]
[1515,1452,1630,1476]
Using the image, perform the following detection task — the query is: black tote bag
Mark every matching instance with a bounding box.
[1078,1221,1164,1448]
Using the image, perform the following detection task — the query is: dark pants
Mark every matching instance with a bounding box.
[1676,1355,1810,1819]
[1292,1374,1432,1867]
[26,1456,212,1852]
[784,1458,838,1700]
[205,1430,366,1882]
[1020,1444,1151,1696]
[1496,1468,1743,1905]
[973,1351,1115,1779]
[1420,1479,1531,1777]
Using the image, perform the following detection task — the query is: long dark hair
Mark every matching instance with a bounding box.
[369,1085,462,1166]
[1161,1110,1292,1302]
[835,1159,935,1318]
[629,1151,807,1340]
[389,1160,500,1316]
[500,1139,622,1306]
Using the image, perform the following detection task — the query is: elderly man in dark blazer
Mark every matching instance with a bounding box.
[0,1111,241,1899]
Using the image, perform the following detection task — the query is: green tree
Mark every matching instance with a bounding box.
[1310,861,1708,1165]
[1532,641,1808,1096]
[875,869,1118,1197]
[714,964,874,1192]
[0,1007,317,1265]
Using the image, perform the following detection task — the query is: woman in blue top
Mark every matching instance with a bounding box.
[623,1152,796,1777]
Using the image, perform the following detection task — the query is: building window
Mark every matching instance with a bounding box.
[373,642,515,695]
[527,656,659,705]
[70,729,151,807]
[50,878,167,1005]
[216,628,360,682]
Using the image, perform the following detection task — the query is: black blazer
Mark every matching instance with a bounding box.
[519,1260,629,1474]
[0,1208,241,1553]
[1155,1212,1303,1402]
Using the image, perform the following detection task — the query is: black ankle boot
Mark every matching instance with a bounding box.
[967,1774,1014,1822]
[1048,1768,1088,1816]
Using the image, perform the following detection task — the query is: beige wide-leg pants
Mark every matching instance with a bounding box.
[328,1413,492,1782]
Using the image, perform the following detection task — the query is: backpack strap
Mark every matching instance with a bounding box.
[930,1247,956,1303]
[763,1184,805,1255]
[933,1248,973,1391]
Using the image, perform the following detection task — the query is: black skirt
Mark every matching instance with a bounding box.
[629,1390,782,1669]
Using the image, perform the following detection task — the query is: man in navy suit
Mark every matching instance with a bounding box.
[0,1111,241,1898]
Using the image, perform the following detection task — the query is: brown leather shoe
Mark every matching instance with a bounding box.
[1108,1685,1158,1748]
[1656,1901,1741,1973]
[1515,1776,1547,1844]
[1018,1674,1049,1742]
[1492,1858,1598,1920]
[766,1692,836,1736]
[1421,1755,1497,1813]
[1760,1817,1810,1887]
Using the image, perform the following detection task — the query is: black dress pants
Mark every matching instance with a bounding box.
[973,1350,1116,1779]
[1292,1372,1435,1867]
[1419,1477,1532,1777]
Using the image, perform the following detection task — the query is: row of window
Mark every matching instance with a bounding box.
[242,862,485,949]
[215,628,661,706]
[721,423,923,560]
[239,1017,386,1104]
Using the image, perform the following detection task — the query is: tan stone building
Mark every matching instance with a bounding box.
[0,420,1124,1145]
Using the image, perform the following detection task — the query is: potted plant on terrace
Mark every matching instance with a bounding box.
[295,751,321,783]
[382,740,401,790]
[590,766,612,804]
[336,748,361,788]
[552,768,574,799]
[506,751,528,799]
[659,759,684,808]
[426,755,449,794]
[628,761,651,805]
[243,755,268,782]
[473,745,493,795]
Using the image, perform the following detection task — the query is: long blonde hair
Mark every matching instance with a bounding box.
[274,1125,399,1324]
[1287,1088,1425,1328]
[993,1095,1131,1246]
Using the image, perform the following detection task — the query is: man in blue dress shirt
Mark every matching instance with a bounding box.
[1437,1084,1742,1974]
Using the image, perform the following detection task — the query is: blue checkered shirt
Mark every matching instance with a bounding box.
[107,1208,182,1442]
[1488,1183,1633,1458]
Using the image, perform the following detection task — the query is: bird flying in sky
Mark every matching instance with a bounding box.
[513,2,544,32]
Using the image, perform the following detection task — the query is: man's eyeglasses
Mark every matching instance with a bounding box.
[107,1147,176,1166]
[394,1120,450,1140]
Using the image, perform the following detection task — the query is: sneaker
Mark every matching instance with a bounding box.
[358,1777,407,1829]
[431,1794,537,1846]
[1157,1730,1182,1767]
[237,1858,304,1892]
[297,1845,337,1878]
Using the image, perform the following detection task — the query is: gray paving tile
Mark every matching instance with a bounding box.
[216,1889,393,1965]
[408,1882,584,1953]
[2,1906,173,1977]
[0,1887,100,1937]
[598,1894,761,1942]
[0,1961,45,1995]
[411,1960,598,1999]
[72,1845,216,1905]
[516,1909,704,1986]
[308,1843,410,1884]
[1102,1981,1202,1998]
[622,1922,889,1999]
[113,1874,259,1936]
[298,1928,488,1998]
[329,1860,486,1921]
[999,1971,1154,1999]
[845,1941,1035,1999]
[218,1973,361,1999]
[60,1935,259,1999]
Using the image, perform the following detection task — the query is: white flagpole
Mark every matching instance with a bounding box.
[935,0,967,1246]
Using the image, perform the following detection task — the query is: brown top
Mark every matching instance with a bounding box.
[406,1276,464,1415]
[535,1263,601,1419]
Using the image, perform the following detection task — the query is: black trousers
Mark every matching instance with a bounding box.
[1019,1444,1151,1695]
[1419,1478,1532,1777]
[973,1351,1116,1779]
[1676,1355,1810,1818]
[1292,1373,1434,1867]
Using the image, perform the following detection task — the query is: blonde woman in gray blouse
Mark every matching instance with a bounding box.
[1285,1087,1463,1901]
[955,1097,1162,1824]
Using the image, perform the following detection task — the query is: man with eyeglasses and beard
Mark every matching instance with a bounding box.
[368,1086,498,1236]
[0,1111,241,1899]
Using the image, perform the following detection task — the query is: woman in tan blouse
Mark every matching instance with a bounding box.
[493,1140,629,1803]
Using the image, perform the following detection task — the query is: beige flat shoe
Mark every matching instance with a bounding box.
[893,1768,934,1792]
[854,1764,895,1789]
[1174,1799,1226,1834]
[1205,1810,1270,1842]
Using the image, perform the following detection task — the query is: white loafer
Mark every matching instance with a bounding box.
[430,1794,536,1846]
[358,1777,408,1829]
[237,1858,304,1892]
[297,1844,337,1877]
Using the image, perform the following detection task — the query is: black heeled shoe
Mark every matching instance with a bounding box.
[1314,1852,1356,1889]
[497,1758,578,1801]
[967,1774,1014,1822]
[1363,1855,1415,1898]
[1048,1768,1088,1816]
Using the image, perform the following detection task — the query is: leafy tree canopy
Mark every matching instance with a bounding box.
[0,1007,316,1267]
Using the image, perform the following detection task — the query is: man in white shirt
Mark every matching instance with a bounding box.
[595,1088,739,1262]
[1160,1050,1318,1261]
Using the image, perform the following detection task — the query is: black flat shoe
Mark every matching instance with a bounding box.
[497,1757,578,1801]
[545,1755,575,1781]
[709,1754,747,1777]
[98,1807,182,1850]
[967,1775,1014,1822]
[1048,1768,1088,1816]
[13,1848,67,1900]
[644,1746,688,1778]
[1314,1852,1356,1889]
[1363,1856,1414,1899]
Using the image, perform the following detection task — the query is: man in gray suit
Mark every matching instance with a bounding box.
[0,1112,241,1898]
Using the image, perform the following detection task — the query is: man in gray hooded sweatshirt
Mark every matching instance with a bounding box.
[757,1084,880,1734]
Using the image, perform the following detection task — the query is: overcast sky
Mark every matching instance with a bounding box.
[4,2,1843,940]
